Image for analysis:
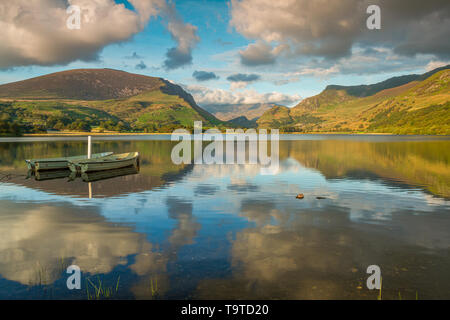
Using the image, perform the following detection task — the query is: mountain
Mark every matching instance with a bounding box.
[257,105,292,128]
[258,65,450,134]
[227,116,257,128]
[0,68,163,100]
[201,103,276,121]
[324,64,450,98]
[0,69,223,134]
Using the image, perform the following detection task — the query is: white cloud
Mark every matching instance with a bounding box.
[162,3,200,69]
[230,82,249,90]
[0,0,199,70]
[0,0,166,69]
[298,65,340,79]
[185,84,301,106]
[285,47,443,79]
[230,0,450,62]
[239,41,285,66]
[425,60,450,72]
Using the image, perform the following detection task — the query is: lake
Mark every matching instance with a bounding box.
[0,134,449,300]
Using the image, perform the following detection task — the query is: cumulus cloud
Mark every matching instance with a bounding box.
[135,60,147,70]
[192,70,219,81]
[162,3,200,70]
[227,73,260,82]
[230,0,450,63]
[227,73,261,89]
[0,0,166,69]
[425,60,450,72]
[185,84,301,106]
[284,46,445,79]
[240,41,278,66]
[0,0,200,70]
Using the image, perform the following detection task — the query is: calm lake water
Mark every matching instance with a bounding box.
[0,135,449,300]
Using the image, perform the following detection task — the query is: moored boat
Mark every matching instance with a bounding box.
[68,152,139,173]
[35,169,72,181]
[25,152,113,171]
[81,165,139,182]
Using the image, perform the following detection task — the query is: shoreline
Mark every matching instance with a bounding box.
[20,132,448,137]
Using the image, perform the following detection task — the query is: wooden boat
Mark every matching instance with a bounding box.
[81,166,139,182]
[35,169,72,181]
[26,152,113,171]
[68,152,139,173]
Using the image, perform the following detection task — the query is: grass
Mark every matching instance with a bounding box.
[150,276,159,298]
[377,277,382,300]
[376,277,420,300]
[86,275,121,300]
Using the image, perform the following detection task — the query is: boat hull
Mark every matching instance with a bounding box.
[27,152,113,171]
[35,169,72,181]
[81,166,139,182]
[35,160,73,171]
[68,152,139,173]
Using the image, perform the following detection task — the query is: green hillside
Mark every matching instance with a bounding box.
[0,69,224,135]
[258,66,450,134]
[0,100,121,134]
[257,105,293,129]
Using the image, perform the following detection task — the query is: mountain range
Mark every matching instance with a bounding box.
[0,66,449,135]
[200,102,279,129]
[201,103,276,121]
[258,65,450,135]
[0,69,222,134]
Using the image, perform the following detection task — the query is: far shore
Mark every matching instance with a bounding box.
[21,131,400,137]
[2,131,449,138]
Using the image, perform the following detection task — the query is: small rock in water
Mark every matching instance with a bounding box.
[296,193,304,199]
[316,196,326,199]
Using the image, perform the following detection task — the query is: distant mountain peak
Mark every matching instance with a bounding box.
[201,102,279,121]
[323,64,450,98]
[0,68,165,100]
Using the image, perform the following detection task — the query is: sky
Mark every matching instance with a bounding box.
[0,0,449,107]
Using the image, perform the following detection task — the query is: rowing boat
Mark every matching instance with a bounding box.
[68,152,139,173]
[35,169,72,181]
[26,152,113,171]
[81,166,139,182]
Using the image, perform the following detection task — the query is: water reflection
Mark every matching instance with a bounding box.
[0,201,146,287]
[196,199,450,299]
[0,137,449,299]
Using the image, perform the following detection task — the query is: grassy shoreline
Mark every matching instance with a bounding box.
[20,131,450,137]
[21,132,398,137]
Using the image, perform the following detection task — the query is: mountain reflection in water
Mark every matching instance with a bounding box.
[0,136,449,299]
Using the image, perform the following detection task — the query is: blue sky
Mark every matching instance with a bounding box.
[0,0,449,106]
